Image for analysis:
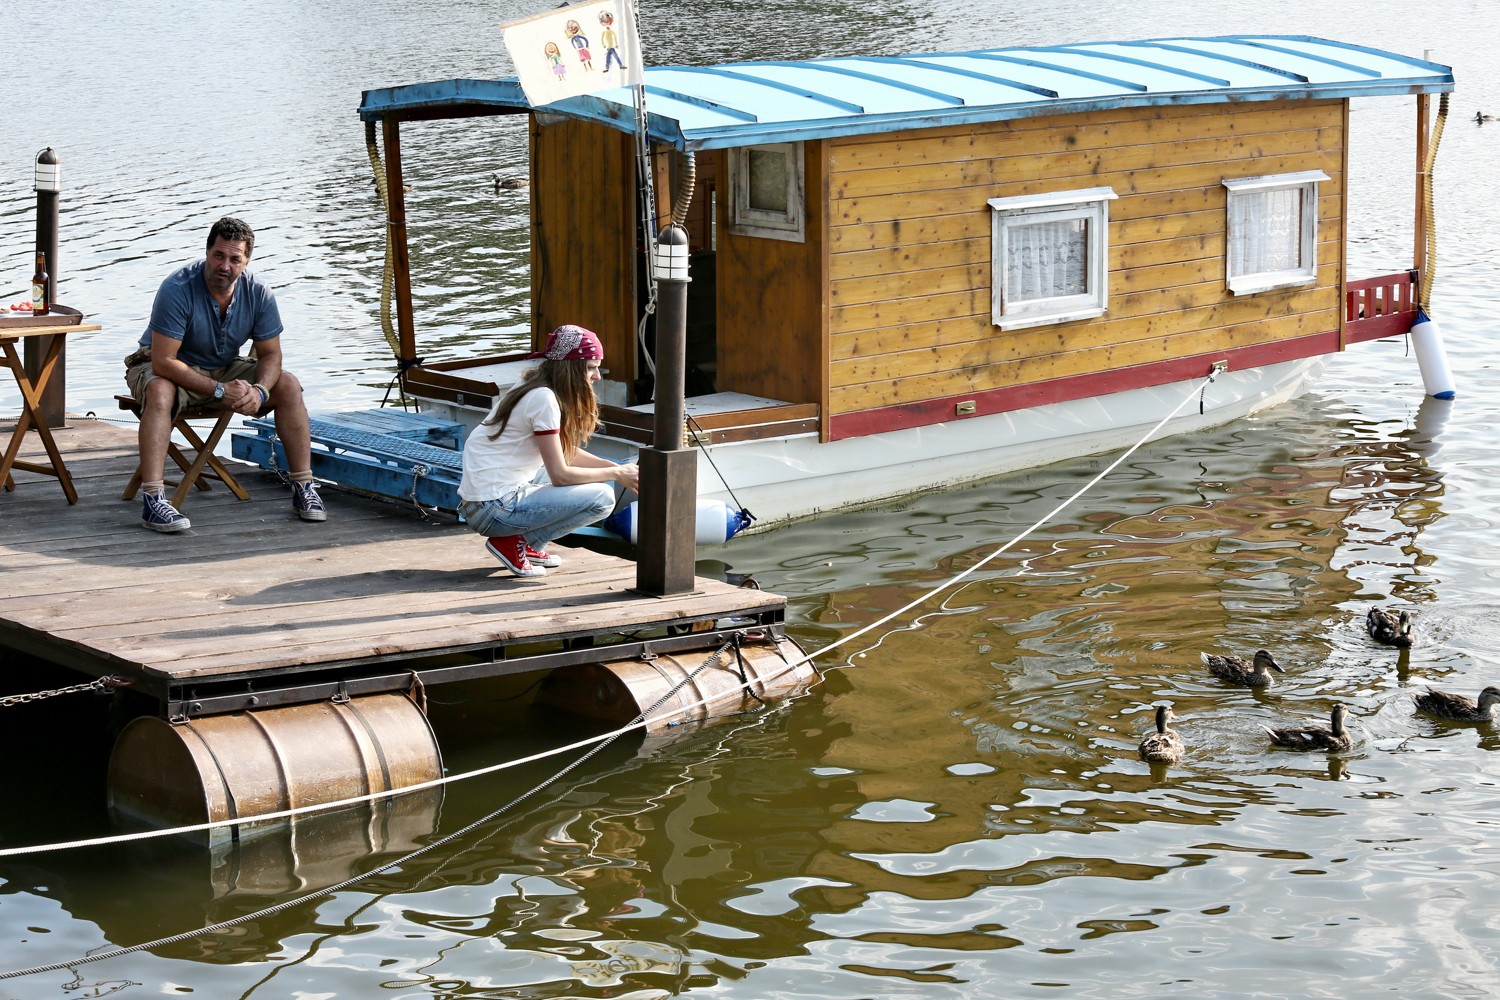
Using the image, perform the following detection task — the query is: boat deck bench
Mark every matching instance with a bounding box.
[231,407,466,511]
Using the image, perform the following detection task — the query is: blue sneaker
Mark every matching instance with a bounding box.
[292,481,327,522]
[141,492,190,533]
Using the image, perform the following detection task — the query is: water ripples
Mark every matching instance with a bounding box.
[5,0,1500,995]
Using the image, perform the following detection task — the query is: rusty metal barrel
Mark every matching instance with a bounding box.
[106,692,442,841]
[536,633,815,732]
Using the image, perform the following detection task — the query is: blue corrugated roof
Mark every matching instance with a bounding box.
[358,35,1453,150]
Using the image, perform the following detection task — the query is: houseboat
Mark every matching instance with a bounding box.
[255,36,1454,533]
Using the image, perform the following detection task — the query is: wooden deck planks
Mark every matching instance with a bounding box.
[0,417,784,690]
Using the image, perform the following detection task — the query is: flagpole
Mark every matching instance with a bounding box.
[626,0,698,597]
[631,0,659,381]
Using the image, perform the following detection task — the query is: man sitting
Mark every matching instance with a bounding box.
[124,216,324,531]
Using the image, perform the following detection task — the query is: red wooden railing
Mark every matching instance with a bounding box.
[1345,270,1420,343]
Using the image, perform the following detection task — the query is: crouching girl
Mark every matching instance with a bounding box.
[457,325,639,577]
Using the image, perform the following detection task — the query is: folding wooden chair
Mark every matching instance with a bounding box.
[117,394,251,507]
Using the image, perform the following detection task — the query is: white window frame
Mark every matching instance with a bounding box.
[727,142,805,242]
[989,187,1116,331]
[1222,170,1329,295]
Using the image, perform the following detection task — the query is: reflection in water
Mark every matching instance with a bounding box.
[221,390,1490,996]
[4,0,1500,994]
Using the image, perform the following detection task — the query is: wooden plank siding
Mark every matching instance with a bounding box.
[530,118,639,374]
[823,99,1347,419]
[714,143,829,416]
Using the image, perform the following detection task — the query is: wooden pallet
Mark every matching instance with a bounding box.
[232,408,465,511]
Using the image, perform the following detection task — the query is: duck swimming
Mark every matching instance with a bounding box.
[1263,703,1352,752]
[1366,607,1414,647]
[1138,704,1185,764]
[1201,649,1284,687]
[1411,685,1500,722]
[493,172,529,193]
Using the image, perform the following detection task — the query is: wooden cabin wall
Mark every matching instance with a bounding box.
[825,99,1345,419]
[714,142,829,408]
[530,117,638,373]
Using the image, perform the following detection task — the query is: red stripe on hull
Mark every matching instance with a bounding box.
[829,331,1341,441]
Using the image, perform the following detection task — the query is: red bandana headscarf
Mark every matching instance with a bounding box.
[529,324,604,361]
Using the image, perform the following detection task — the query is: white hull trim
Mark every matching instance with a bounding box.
[591,357,1329,532]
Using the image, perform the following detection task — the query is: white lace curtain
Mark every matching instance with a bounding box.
[1005,218,1089,302]
[1229,187,1302,276]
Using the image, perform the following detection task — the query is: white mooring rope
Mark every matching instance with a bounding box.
[0,367,1222,981]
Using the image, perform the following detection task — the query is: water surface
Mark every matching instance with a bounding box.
[2,0,1500,996]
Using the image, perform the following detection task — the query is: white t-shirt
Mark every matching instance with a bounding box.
[458,387,561,501]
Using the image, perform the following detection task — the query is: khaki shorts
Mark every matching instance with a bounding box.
[123,347,258,417]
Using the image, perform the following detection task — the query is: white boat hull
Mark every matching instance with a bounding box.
[412,357,1327,534]
[590,357,1328,532]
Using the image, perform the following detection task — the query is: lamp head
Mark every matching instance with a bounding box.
[34,147,60,193]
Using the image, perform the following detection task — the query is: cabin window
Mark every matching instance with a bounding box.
[1222,171,1329,295]
[728,143,804,242]
[989,187,1116,330]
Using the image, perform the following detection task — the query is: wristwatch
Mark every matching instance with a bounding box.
[212,381,225,401]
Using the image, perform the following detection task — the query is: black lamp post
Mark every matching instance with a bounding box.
[30,147,64,427]
[634,222,697,597]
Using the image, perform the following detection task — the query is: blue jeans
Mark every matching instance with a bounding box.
[458,482,614,549]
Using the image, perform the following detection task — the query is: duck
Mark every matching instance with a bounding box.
[1137,704,1185,764]
[1476,111,1496,123]
[493,172,529,193]
[1201,649,1284,687]
[1365,607,1414,648]
[1263,703,1353,752]
[1411,685,1500,722]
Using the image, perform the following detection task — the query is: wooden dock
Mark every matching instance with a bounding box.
[0,416,787,719]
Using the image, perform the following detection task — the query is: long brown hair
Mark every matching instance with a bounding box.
[482,358,599,457]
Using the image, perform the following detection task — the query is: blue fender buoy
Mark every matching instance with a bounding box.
[603,499,753,545]
[1410,309,1457,399]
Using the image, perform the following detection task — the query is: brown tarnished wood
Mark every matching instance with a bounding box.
[831,260,1340,371]
[831,307,1338,412]
[0,420,784,689]
[830,103,1343,176]
[714,140,829,410]
[829,171,1344,272]
[831,148,1343,229]
[381,118,417,366]
[830,232,1338,322]
[835,108,1344,173]
[530,117,637,373]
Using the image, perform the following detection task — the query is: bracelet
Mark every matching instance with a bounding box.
[253,383,269,406]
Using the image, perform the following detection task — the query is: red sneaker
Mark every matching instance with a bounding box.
[526,544,561,568]
[485,535,546,577]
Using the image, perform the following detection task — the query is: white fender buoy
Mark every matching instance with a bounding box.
[603,499,753,545]
[1410,309,1456,399]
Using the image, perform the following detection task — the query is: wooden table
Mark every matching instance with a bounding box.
[1,320,100,505]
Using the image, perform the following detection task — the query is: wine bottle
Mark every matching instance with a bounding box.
[30,252,49,316]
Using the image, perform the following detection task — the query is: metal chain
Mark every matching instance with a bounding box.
[408,463,434,520]
[1,676,118,708]
[264,429,290,485]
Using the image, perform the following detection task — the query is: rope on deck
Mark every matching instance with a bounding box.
[0,366,1223,861]
[0,366,1224,981]
[1419,91,1449,309]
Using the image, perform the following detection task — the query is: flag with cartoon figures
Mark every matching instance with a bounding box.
[502,0,644,108]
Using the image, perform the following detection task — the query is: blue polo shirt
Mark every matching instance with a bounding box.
[138,260,284,370]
